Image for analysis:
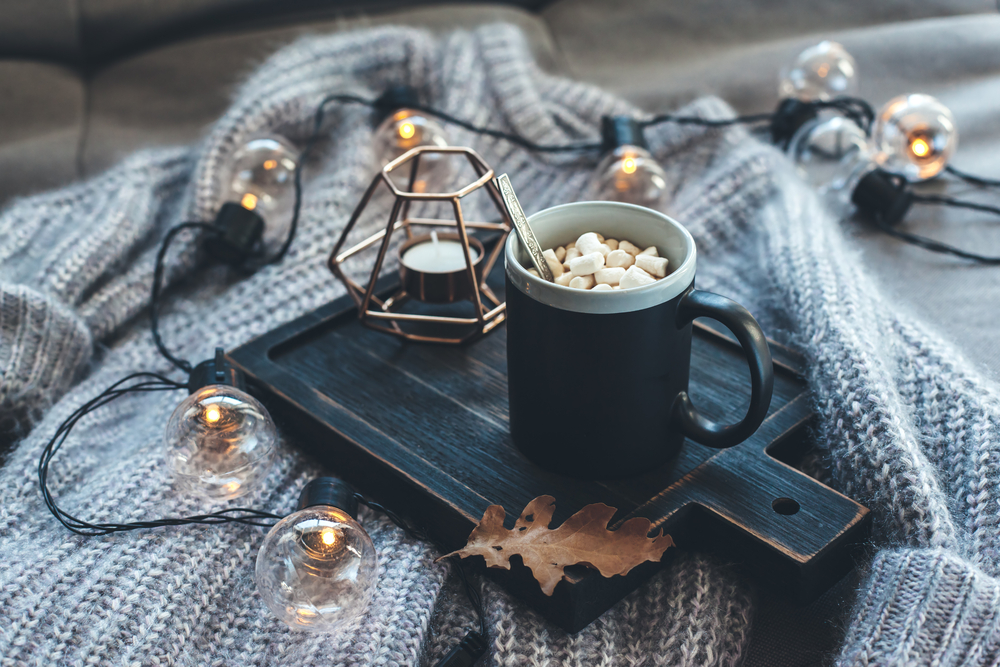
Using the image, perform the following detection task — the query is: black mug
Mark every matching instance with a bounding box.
[504,201,774,479]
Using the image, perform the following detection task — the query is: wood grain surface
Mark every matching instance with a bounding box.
[230,260,870,632]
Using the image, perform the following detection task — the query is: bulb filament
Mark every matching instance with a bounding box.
[910,137,931,158]
[205,406,222,423]
[622,157,637,175]
[398,122,416,141]
[240,193,258,210]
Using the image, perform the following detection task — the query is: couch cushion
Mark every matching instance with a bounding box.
[80,0,555,64]
[83,3,562,174]
[0,1,79,61]
[0,62,84,204]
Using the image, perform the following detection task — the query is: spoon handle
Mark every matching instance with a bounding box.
[496,173,554,282]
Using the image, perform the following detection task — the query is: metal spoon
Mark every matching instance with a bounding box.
[495,173,553,282]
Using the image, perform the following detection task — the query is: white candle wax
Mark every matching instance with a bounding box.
[401,236,479,274]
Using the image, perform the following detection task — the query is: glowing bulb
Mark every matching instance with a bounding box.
[788,115,876,218]
[164,384,277,501]
[873,94,957,181]
[373,110,451,192]
[222,135,300,248]
[592,146,668,208]
[779,41,858,102]
[256,479,378,633]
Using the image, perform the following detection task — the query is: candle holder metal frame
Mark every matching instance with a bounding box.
[327,146,511,344]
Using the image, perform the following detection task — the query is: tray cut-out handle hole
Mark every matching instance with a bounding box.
[772,498,800,515]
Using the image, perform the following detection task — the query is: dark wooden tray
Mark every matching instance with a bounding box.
[230,260,870,633]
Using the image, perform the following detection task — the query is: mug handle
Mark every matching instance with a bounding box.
[673,288,774,449]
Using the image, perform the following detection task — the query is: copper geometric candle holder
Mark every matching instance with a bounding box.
[327,146,512,344]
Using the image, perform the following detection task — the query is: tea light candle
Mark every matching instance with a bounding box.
[401,231,479,273]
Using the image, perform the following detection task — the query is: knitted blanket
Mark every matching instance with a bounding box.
[2,24,1000,667]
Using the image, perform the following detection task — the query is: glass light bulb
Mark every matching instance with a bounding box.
[222,135,300,247]
[373,109,451,192]
[779,41,858,102]
[255,506,378,633]
[788,116,876,217]
[873,94,957,181]
[164,384,277,501]
[591,145,668,208]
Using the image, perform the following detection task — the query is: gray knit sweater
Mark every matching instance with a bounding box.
[1,24,999,667]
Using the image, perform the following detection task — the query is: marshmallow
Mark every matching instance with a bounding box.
[555,271,574,286]
[594,267,626,286]
[605,249,634,269]
[597,243,612,257]
[564,247,582,262]
[605,239,619,251]
[635,254,668,278]
[592,283,613,291]
[562,263,571,273]
[528,268,539,277]
[569,251,605,276]
[566,241,576,250]
[555,246,567,262]
[543,248,564,277]
[619,240,641,256]
[640,246,659,257]
[576,232,603,256]
[619,265,656,289]
[569,275,596,290]
[595,233,605,243]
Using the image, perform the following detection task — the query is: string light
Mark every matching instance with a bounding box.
[779,41,858,102]
[164,348,277,501]
[592,116,668,208]
[219,135,300,249]
[372,86,452,191]
[873,93,958,181]
[255,478,379,633]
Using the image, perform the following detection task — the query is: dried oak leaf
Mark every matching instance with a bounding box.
[438,495,674,596]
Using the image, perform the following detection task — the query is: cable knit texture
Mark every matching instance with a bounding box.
[1,23,999,666]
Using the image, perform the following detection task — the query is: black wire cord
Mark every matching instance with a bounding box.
[881,193,1000,264]
[38,372,284,536]
[945,164,1000,188]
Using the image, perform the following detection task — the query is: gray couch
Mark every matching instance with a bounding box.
[3,2,999,664]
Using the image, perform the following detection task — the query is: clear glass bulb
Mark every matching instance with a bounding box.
[255,506,379,633]
[788,116,876,217]
[873,94,957,181]
[222,135,300,248]
[779,41,858,102]
[373,109,451,192]
[591,145,668,208]
[164,384,277,501]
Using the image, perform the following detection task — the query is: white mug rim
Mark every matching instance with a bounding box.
[504,201,697,314]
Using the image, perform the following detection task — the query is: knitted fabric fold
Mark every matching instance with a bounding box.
[1,21,999,667]
[837,549,1000,666]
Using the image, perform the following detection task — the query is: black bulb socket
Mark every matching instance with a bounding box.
[771,98,818,148]
[298,477,359,519]
[851,168,914,226]
[374,85,422,123]
[434,631,488,667]
[601,115,647,153]
[205,202,265,266]
[188,347,248,394]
